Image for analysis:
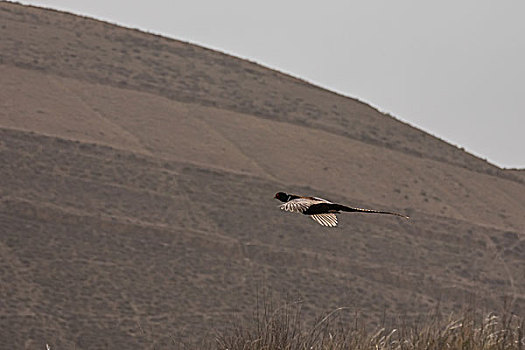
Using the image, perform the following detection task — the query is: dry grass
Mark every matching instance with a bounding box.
[215,298,524,350]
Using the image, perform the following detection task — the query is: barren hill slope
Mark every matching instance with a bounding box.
[1,2,524,349]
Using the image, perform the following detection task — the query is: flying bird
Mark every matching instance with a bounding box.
[274,192,409,227]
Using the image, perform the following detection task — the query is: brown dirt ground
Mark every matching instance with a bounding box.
[1,3,524,349]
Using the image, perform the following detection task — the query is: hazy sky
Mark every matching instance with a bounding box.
[17,1,525,168]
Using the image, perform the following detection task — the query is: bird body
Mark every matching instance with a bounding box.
[274,192,409,227]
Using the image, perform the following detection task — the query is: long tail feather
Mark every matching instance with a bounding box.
[337,204,409,219]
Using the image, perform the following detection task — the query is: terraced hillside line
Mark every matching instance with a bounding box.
[1,127,524,348]
[53,75,151,156]
[1,3,524,348]
[2,62,524,230]
[1,1,521,181]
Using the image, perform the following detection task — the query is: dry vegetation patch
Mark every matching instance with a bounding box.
[216,298,524,350]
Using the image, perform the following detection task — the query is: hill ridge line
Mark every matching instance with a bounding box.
[1,60,501,181]
[0,125,264,180]
[2,124,524,209]
[1,60,518,184]
[1,64,522,188]
[1,2,358,102]
[2,126,523,233]
[1,2,513,179]
[2,3,525,345]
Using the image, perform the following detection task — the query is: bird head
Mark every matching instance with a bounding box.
[274,192,289,202]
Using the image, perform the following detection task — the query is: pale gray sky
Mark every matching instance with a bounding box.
[16,1,525,168]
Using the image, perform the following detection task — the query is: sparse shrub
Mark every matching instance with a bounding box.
[215,297,524,350]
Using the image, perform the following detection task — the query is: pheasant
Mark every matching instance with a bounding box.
[274,192,409,227]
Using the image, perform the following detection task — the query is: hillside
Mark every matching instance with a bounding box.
[1,2,524,349]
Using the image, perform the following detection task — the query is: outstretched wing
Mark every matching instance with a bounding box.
[310,214,338,227]
[279,197,329,213]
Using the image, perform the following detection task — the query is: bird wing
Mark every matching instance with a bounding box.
[310,214,338,227]
[279,197,328,213]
